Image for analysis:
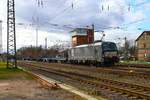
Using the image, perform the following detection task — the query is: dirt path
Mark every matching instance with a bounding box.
[0,79,84,100]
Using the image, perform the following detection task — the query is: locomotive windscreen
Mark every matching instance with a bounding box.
[102,42,117,51]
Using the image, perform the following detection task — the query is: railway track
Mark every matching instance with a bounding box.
[108,66,150,74]
[24,61,150,79]
[96,67,150,79]
[19,62,150,100]
[117,64,150,69]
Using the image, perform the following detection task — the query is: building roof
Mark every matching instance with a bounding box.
[72,34,87,37]
[136,31,150,41]
[70,28,86,33]
[70,28,87,36]
[70,28,92,32]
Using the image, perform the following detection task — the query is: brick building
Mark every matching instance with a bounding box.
[136,31,150,61]
[71,28,94,47]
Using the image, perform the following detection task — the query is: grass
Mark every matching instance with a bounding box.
[119,61,150,65]
[0,62,33,80]
[0,62,7,67]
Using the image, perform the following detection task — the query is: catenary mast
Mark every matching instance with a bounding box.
[7,0,17,68]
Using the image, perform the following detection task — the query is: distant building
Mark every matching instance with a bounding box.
[0,20,2,54]
[71,28,94,47]
[136,31,150,61]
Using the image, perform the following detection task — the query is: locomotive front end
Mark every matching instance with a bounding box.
[102,42,119,64]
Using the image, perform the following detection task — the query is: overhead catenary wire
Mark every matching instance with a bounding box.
[4,0,149,34]
[48,0,78,23]
[124,0,150,11]
[30,0,77,29]
[130,1,150,7]
[29,0,139,32]
[3,15,149,34]
[40,0,72,17]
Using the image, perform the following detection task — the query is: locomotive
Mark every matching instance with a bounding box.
[39,41,119,66]
[67,41,119,66]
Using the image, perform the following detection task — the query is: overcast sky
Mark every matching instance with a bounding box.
[0,0,150,51]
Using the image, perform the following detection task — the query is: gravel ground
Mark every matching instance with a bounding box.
[19,62,150,100]
[30,68,131,100]
[0,79,84,100]
[41,63,150,87]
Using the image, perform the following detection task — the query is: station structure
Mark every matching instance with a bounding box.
[71,27,94,47]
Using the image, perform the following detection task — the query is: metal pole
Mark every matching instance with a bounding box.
[45,37,47,49]
[36,27,38,47]
[92,24,94,33]
[92,24,94,43]
[124,37,128,60]
[36,17,39,47]
[7,0,17,68]
[0,21,2,54]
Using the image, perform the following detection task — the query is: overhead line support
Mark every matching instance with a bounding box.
[7,0,17,68]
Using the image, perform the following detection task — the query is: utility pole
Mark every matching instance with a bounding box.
[32,16,39,47]
[36,27,38,47]
[7,0,17,68]
[35,17,39,47]
[92,24,94,43]
[92,24,94,32]
[0,20,2,54]
[45,37,47,49]
[124,37,128,60]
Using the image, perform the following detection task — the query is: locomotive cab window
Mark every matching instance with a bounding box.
[102,42,117,52]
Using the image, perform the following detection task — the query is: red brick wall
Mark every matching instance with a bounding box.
[72,36,88,47]
[87,29,94,44]
[72,29,94,47]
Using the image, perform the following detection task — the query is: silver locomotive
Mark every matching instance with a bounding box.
[68,41,119,65]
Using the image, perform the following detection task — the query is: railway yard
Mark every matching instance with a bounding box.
[18,61,150,100]
[1,0,150,100]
